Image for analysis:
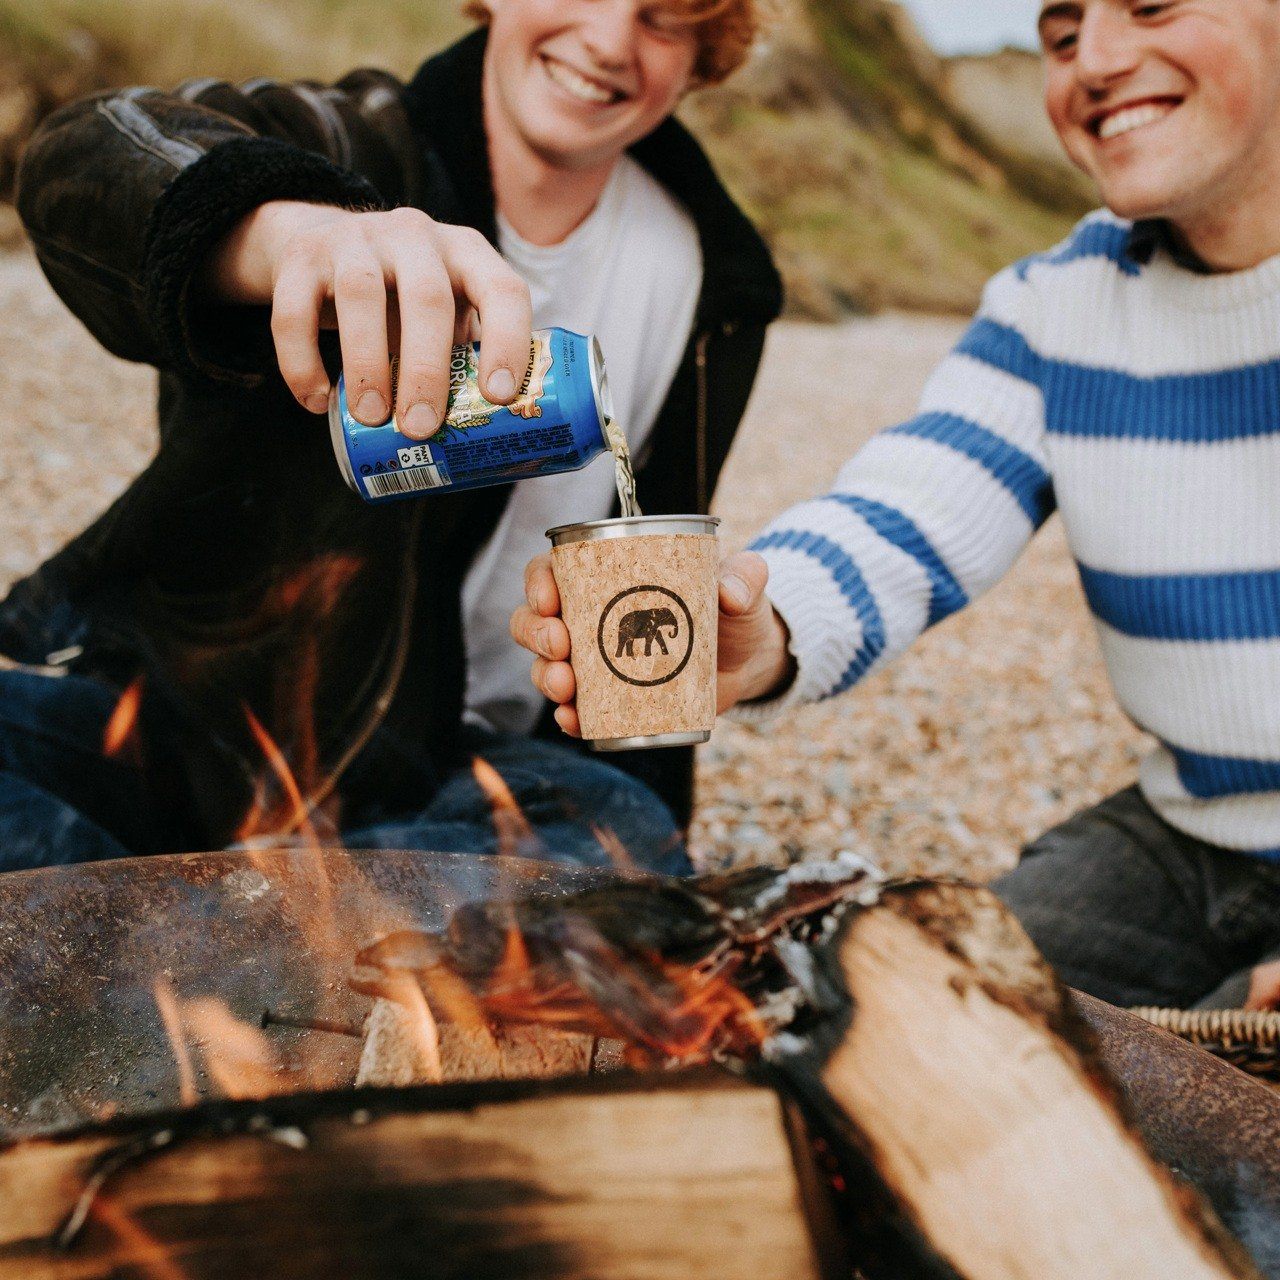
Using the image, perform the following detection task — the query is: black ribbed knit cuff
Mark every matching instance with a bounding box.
[143,135,385,386]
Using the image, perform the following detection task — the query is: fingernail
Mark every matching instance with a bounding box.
[536,624,553,658]
[354,390,388,424]
[304,390,330,415]
[400,402,439,439]
[486,367,516,401]
[722,575,750,609]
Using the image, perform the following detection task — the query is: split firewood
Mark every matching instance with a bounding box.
[352,857,1263,1279]
[798,882,1258,1279]
[0,1071,843,1280]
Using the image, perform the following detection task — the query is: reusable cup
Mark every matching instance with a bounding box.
[546,515,720,751]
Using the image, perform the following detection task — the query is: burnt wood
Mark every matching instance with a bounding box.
[347,865,1269,1277]
[773,882,1261,1280]
[0,1070,846,1280]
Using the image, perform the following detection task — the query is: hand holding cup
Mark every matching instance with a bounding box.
[512,546,795,739]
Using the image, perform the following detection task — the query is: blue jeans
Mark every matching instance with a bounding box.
[993,786,1280,1009]
[0,668,689,876]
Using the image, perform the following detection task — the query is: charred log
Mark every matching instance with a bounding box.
[355,864,1264,1278]
[0,1071,844,1280]
[778,881,1260,1279]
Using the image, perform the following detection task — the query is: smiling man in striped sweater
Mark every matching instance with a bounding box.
[516,0,1280,1010]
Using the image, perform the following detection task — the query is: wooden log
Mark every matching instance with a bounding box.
[0,1070,846,1280]
[345,863,1269,1276]
[785,881,1261,1280]
[355,995,596,1087]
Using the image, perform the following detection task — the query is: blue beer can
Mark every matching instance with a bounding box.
[329,327,613,503]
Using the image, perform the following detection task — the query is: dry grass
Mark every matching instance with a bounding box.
[0,0,1082,317]
[0,0,465,84]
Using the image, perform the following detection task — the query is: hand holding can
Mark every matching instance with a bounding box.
[330,329,616,503]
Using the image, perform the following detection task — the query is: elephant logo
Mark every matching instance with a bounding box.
[615,607,679,658]
[598,586,695,687]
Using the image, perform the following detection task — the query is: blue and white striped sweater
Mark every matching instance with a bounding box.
[749,209,1280,856]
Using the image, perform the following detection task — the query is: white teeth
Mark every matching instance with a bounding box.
[543,57,617,105]
[1098,102,1174,141]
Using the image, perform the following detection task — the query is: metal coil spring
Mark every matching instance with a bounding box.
[1129,1007,1280,1080]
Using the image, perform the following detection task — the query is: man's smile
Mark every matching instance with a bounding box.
[538,53,628,106]
[1087,96,1183,141]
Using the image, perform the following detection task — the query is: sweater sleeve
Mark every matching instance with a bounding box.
[15,72,419,385]
[741,266,1054,717]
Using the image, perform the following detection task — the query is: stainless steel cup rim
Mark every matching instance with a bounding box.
[546,514,721,547]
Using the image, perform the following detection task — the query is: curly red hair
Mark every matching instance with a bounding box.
[462,0,762,86]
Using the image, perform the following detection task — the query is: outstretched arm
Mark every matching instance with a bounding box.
[512,266,1053,726]
[744,267,1053,714]
[16,74,529,426]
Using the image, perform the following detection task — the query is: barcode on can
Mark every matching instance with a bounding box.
[363,464,447,498]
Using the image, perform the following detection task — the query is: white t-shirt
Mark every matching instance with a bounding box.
[461,155,703,735]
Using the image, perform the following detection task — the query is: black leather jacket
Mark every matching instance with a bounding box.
[6,30,782,845]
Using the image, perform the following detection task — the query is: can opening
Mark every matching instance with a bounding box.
[589,337,615,426]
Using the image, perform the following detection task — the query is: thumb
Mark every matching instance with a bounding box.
[718,551,769,617]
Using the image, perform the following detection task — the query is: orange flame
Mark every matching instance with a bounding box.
[239,704,318,844]
[651,954,768,1060]
[103,677,144,758]
[471,755,541,861]
[471,755,521,814]
[152,976,199,1107]
[404,916,770,1068]
[412,958,494,1034]
[89,1194,191,1280]
[590,823,642,878]
[374,977,444,1084]
[181,997,288,1099]
[234,706,340,959]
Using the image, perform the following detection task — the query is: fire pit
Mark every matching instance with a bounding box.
[0,850,1271,1279]
[0,848,610,1135]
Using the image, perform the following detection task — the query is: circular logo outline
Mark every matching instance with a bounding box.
[596,585,695,687]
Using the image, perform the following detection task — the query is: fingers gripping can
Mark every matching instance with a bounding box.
[330,328,614,502]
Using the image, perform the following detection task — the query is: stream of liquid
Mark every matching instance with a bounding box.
[603,418,641,519]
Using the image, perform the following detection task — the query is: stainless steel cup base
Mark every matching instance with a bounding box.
[589,730,712,754]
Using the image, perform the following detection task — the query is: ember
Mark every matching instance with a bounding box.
[102,677,144,759]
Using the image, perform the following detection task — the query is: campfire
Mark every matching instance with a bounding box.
[0,681,1271,1278]
[0,839,1269,1279]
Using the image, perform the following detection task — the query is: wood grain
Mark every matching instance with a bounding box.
[0,1072,840,1280]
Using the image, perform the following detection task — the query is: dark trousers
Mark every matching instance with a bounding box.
[0,668,690,876]
[993,785,1280,1009]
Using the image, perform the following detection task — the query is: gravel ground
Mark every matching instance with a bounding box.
[0,247,1147,882]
